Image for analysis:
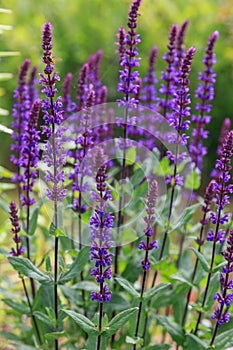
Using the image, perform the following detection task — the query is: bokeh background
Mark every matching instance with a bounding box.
[1,0,233,187]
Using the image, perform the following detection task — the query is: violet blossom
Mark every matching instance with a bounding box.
[141,45,158,109]
[90,161,114,303]
[11,58,31,185]
[166,46,196,187]
[212,229,233,326]
[189,31,219,171]
[206,130,233,244]
[20,99,41,207]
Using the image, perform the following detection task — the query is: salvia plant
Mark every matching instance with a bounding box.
[1,1,233,350]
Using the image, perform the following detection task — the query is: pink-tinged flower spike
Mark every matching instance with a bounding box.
[190,31,219,171]
[176,19,189,68]
[194,130,233,334]
[182,179,217,326]
[88,49,103,103]
[210,229,233,346]
[156,24,179,119]
[9,201,24,257]
[11,59,31,188]
[141,46,158,109]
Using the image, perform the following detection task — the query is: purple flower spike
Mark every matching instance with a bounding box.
[117,0,142,107]
[11,59,31,184]
[140,180,158,271]
[207,130,233,244]
[212,229,233,326]
[166,46,196,187]
[9,201,24,257]
[141,46,158,109]
[157,24,179,118]
[176,20,189,67]
[190,31,219,171]
[90,150,114,303]
[62,72,76,118]
[20,99,41,207]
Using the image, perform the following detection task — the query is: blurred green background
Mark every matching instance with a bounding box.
[1,0,233,188]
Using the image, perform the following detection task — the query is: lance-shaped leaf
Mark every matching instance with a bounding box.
[9,257,51,284]
[104,307,138,338]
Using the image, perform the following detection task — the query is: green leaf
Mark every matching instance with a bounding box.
[212,261,226,274]
[155,316,185,345]
[171,273,193,287]
[144,345,172,350]
[33,311,52,327]
[0,165,13,179]
[3,299,30,315]
[75,281,99,292]
[131,167,145,187]
[59,246,90,284]
[104,292,130,312]
[205,272,220,310]
[125,335,142,345]
[55,228,67,237]
[28,208,39,236]
[190,248,210,273]
[214,329,233,350]
[104,307,138,337]
[45,331,67,340]
[8,257,51,284]
[184,334,208,350]
[115,277,140,298]
[179,203,200,226]
[63,309,98,335]
[184,166,201,190]
[144,283,171,300]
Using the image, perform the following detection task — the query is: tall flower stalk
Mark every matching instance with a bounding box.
[40,22,66,350]
[156,24,179,120]
[115,0,142,275]
[189,31,219,171]
[152,46,196,287]
[210,228,233,346]
[9,201,42,345]
[90,156,114,350]
[133,180,158,350]
[194,130,233,334]
[182,179,216,326]
[20,99,40,298]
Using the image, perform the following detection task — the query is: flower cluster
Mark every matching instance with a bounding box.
[10,59,31,183]
[176,20,189,68]
[40,22,67,203]
[139,180,158,270]
[39,21,63,137]
[19,99,41,207]
[90,161,114,303]
[117,0,142,107]
[69,90,95,213]
[9,201,24,257]
[212,229,233,325]
[190,31,219,171]
[206,130,233,243]
[141,46,158,109]
[166,46,196,186]
[62,72,76,119]
[157,24,179,118]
